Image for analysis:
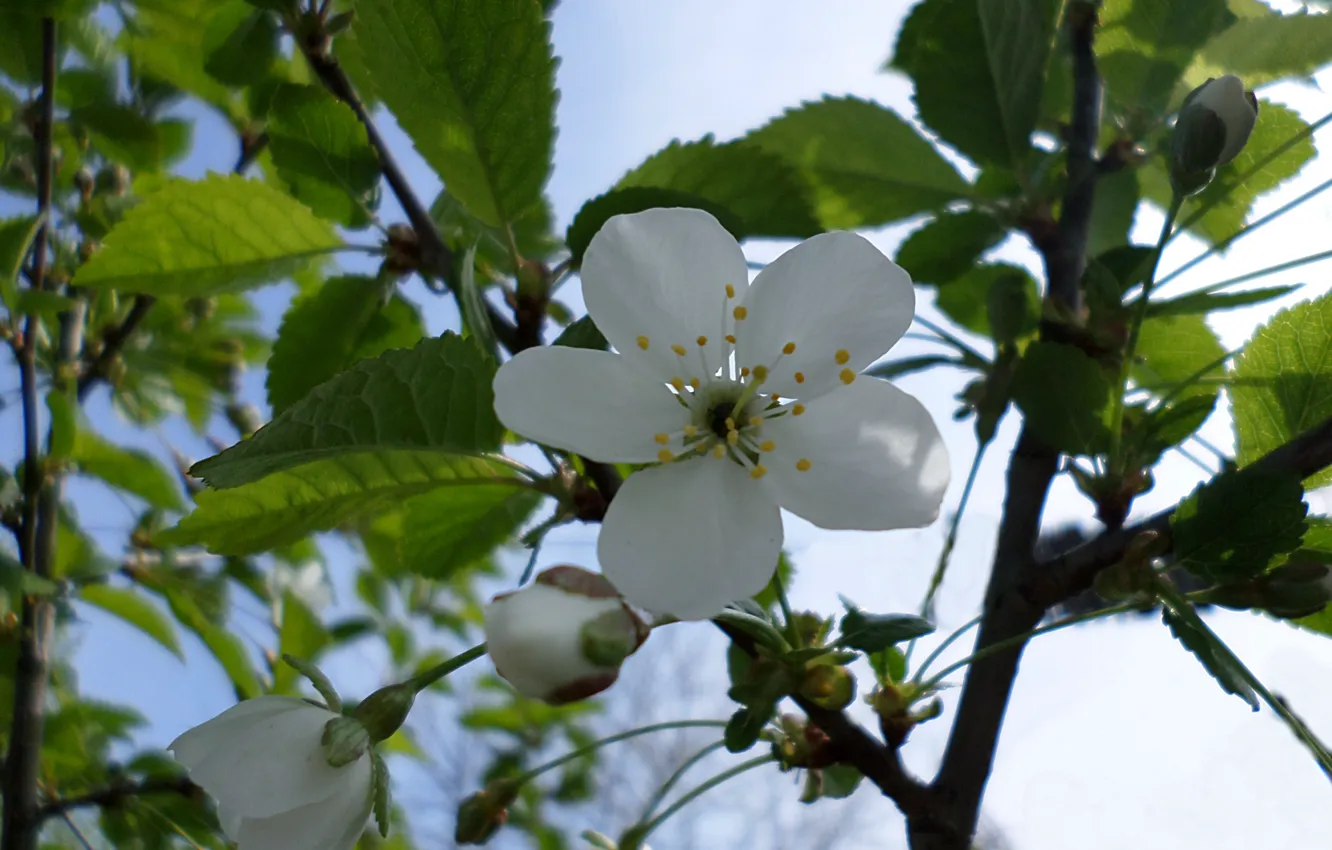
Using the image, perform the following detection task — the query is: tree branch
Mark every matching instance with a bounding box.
[3,20,60,850]
[36,776,200,822]
[76,293,153,401]
[920,7,1102,847]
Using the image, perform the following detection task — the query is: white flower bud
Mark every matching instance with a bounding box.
[1191,75,1258,167]
[1170,75,1258,195]
[483,566,649,704]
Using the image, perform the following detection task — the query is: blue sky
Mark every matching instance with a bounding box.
[20,1,1332,848]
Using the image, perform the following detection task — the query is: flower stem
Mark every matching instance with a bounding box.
[637,741,725,822]
[772,570,800,648]
[512,720,729,786]
[1107,193,1183,471]
[632,755,776,841]
[406,643,488,693]
[909,614,982,685]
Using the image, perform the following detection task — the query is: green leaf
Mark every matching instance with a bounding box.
[1193,10,1332,89]
[1095,0,1235,113]
[891,0,1059,169]
[202,1,279,87]
[457,244,499,360]
[868,646,907,685]
[430,189,557,272]
[1172,469,1307,583]
[1011,341,1111,455]
[818,764,863,800]
[0,215,43,315]
[723,705,771,753]
[1231,294,1332,487]
[896,212,1006,287]
[0,10,51,84]
[74,175,343,296]
[273,591,330,694]
[267,84,381,228]
[1134,393,1218,463]
[1144,101,1315,247]
[551,315,607,351]
[1162,602,1258,709]
[267,276,423,415]
[1087,168,1140,257]
[46,390,77,461]
[126,1,238,109]
[69,105,188,174]
[1133,314,1225,400]
[79,584,183,660]
[1145,284,1297,318]
[351,0,556,227]
[565,187,746,269]
[935,263,1039,341]
[195,334,501,488]
[13,290,76,320]
[745,96,969,229]
[836,605,933,653]
[163,587,262,699]
[71,430,184,511]
[401,485,540,579]
[159,452,524,555]
[613,137,820,239]
[865,355,965,381]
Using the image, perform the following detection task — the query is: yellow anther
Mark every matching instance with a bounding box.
[637,335,649,350]
[771,394,782,403]
[671,343,688,357]
[835,349,850,365]
[683,425,698,437]
[794,371,805,384]
[727,430,739,446]
[839,368,856,385]
[753,365,769,381]
[759,440,776,452]
[725,334,737,344]
[724,417,736,431]
[689,377,700,389]
[671,377,685,391]
[713,444,726,458]
[725,284,736,298]
[733,306,748,320]
[657,449,673,463]
[696,335,708,346]
[740,367,751,378]
[796,458,812,471]
[749,415,763,428]
[654,433,671,445]
[793,403,806,416]
[750,465,768,480]
[782,342,796,355]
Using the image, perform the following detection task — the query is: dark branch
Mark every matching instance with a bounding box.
[3,20,60,850]
[76,294,153,401]
[1026,413,1332,609]
[37,776,200,822]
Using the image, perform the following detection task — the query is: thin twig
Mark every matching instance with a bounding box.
[76,293,153,401]
[37,776,200,822]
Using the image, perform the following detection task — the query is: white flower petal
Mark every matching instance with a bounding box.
[598,457,783,620]
[169,696,310,768]
[736,232,914,400]
[233,756,373,850]
[762,378,949,530]
[484,584,625,701]
[217,806,244,842]
[182,702,352,818]
[494,347,690,462]
[582,208,748,382]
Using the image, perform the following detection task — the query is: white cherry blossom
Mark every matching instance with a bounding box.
[169,696,373,850]
[494,208,950,620]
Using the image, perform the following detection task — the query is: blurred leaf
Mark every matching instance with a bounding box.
[267,84,381,228]
[1134,393,1218,463]
[274,591,330,694]
[1133,314,1225,400]
[1087,168,1140,257]
[164,588,262,698]
[565,187,745,269]
[1231,294,1332,487]
[818,764,863,800]
[1162,600,1258,709]
[352,0,556,226]
[896,211,1006,287]
[71,430,184,511]
[868,646,907,685]
[430,189,557,273]
[71,105,190,174]
[836,604,933,652]
[127,0,236,109]
[79,584,183,659]
[75,175,343,296]
[891,0,1059,169]
[866,355,966,381]
[457,244,499,360]
[935,263,1039,341]
[724,705,770,753]
[267,276,423,415]
[1192,9,1332,89]
[1012,342,1111,455]
[551,315,607,351]
[159,453,528,555]
[0,215,43,315]
[46,390,76,461]
[195,334,501,488]
[1172,469,1307,583]
[746,96,969,229]
[1145,284,1297,318]
[401,485,540,580]
[1095,0,1235,113]
[202,2,279,87]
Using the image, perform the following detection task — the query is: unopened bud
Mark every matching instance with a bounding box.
[1170,75,1258,196]
[483,566,649,704]
[352,682,415,743]
[321,715,369,767]
[798,665,855,710]
[456,781,518,845]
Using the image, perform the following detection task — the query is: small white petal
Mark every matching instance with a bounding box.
[484,583,627,701]
[599,457,783,620]
[181,702,352,818]
[217,806,244,841]
[736,232,914,400]
[494,347,690,462]
[763,378,949,530]
[233,756,373,850]
[582,208,747,382]
[169,696,310,768]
